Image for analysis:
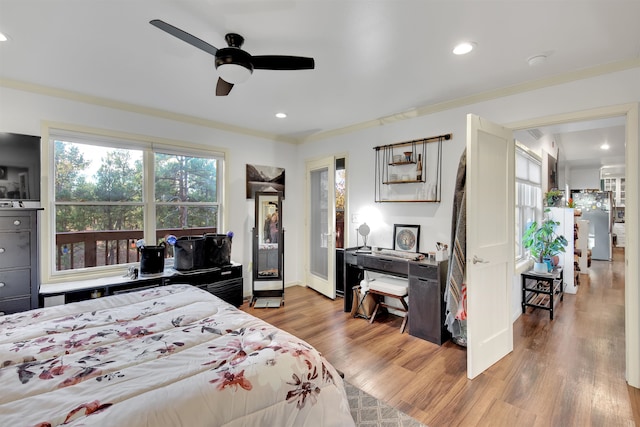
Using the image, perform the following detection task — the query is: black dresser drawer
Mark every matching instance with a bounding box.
[408,261,439,280]
[0,269,31,299]
[0,215,31,231]
[0,231,31,269]
[358,254,407,276]
[0,296,32,315]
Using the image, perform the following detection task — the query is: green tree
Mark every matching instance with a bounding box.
[155,154,217,229]
[94,149,143,231]
[54,140,93,232]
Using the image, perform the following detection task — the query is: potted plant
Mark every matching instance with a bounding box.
[544,189,563,207]
[522,210,569,273]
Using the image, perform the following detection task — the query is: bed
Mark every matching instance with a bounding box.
[0,284,354,426]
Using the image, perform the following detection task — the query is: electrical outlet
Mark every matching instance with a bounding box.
[352,214,361,223]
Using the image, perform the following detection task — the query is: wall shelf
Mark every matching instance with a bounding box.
[374,133,451,203]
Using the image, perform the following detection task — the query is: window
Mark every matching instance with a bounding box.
[51,129,223,274]
[515,145,542,260]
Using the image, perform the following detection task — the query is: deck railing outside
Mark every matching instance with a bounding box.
[55,227,217,271]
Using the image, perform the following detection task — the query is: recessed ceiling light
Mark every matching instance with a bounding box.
[453,42,475,55]
[0,32,8,42]
[275,112,287,119]
[600,143,610,150]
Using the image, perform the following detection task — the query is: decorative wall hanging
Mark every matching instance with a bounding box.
[374,133,451,202]
[246,164,285,199]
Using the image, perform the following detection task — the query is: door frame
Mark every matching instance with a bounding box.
[506,103,639,388]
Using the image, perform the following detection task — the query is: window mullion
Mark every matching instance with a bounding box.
[143,149,156,245]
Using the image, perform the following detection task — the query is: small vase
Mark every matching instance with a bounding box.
[533,262,548,274]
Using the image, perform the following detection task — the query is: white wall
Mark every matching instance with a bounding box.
[0,85,302,293]
[299,67,640,261]
[570,167,601,189]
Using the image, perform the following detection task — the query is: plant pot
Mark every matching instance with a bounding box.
[544,259,553,272]
[533,262,548,274]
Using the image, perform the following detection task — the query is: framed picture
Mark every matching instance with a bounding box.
[246,164,285,199]
[393,224,420,253]
[0,166,7,180]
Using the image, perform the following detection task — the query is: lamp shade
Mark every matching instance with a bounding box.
[217,63,252,84]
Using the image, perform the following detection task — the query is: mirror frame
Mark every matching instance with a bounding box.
[253,191,283,281]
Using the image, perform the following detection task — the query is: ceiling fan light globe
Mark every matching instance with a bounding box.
[217,63,252,84]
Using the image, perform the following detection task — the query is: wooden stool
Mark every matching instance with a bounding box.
[367,278,409,333]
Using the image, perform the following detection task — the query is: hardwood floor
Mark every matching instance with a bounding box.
[241,247,639,426]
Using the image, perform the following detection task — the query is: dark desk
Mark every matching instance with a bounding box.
[521,267,564,319]
[344,248,450,345]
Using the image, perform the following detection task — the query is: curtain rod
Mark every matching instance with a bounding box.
[373,133,452,151]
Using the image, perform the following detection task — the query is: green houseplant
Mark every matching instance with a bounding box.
[544,189,563,207]
[522,210,569,273]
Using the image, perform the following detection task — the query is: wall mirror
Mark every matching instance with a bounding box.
[253,191,283,281]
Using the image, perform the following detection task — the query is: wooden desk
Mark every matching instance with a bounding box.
[344,248,449,344]
[521,267,564,320]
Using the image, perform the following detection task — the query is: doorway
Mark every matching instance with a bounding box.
[508,103,639,388]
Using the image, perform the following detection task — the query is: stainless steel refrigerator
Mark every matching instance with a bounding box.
[572,191,613,260]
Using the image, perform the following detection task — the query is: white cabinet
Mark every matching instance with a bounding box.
[602,177,625,207]
[548,207,576,294]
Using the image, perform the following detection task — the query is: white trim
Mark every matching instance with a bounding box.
[40,122,228,285]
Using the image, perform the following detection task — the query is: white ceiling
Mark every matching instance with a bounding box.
[1,0,639,156]
[514,116,627,170]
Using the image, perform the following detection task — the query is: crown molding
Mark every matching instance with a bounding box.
[0,77,297,144]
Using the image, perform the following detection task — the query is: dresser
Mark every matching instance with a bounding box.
[0,208,41,315]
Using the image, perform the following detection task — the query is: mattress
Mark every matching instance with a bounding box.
[0,284,354,426]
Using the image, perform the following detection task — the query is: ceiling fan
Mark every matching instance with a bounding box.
[150,19,315,96]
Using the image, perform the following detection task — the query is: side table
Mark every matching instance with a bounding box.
[521,267,564,320]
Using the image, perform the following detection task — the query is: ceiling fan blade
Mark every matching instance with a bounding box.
[216,78,234,96]
[252,55,315,70]
[150,19,219,57]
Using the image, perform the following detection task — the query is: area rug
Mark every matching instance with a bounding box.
[344,381,428,427]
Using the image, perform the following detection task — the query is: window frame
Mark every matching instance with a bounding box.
[44,125,225,281]
[515,143,542,262]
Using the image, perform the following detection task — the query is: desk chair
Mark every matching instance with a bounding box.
[367,277,409,333]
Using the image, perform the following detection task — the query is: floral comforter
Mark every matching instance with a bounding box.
[0,284,354,426]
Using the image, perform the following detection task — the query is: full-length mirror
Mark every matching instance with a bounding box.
[253,191,283,281]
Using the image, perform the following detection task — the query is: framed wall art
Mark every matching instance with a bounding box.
[393,224,420,253]
[246,164,285,199]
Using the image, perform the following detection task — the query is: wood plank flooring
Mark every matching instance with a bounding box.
[241,247,639,426]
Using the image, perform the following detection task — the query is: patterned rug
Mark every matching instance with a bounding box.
[344,381,428,427]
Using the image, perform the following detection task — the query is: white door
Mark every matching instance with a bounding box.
[466,114,515,379]
[305,157,336,299]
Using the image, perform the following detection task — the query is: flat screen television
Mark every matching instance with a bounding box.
[0,132,41,201]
